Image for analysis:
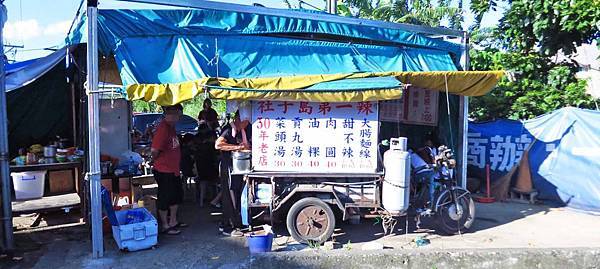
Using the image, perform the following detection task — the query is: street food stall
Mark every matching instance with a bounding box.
[3,45,140,219]
[3,47,87,217]
[55,1,504,257]
[212,70,501,243]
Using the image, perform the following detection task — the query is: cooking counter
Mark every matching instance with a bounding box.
[10,162,82,173]
[10,162,83,195]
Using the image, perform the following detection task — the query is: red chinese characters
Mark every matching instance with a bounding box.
[299,102,313,114]
[278,101,294,114]
[318,102,332,115]
[357,101,374,115]
[258,101,275,113]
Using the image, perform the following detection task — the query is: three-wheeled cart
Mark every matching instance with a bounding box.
[243,172,391,243]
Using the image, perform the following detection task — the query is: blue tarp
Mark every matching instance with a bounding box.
[68,9,460,86]
[307,76,402,91]
[70,9,462,56]
[467,108,600,214]
[5,59,38,74]
[4,48,66,91]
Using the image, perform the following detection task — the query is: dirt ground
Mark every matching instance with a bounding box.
[2,200,600,269]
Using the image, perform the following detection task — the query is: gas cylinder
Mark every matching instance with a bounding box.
[382,137,411,214]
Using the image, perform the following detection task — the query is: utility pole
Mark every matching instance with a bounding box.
[0,0,14,252]
[458,31,470,189]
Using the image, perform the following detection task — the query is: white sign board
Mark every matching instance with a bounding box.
[379,87,438,126]
[251,101,379,173]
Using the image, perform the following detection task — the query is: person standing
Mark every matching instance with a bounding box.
[198,98,219,132]
[193,121,219,207]
[215,111,251,237]
[152,104,187,235]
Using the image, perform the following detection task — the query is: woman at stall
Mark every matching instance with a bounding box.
[215,111,251,237]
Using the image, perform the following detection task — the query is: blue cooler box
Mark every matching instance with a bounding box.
[111,208,158,252]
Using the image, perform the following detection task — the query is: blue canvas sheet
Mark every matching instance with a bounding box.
[467,108,600,213]
[68,9,460,86]
[113,35,456,86]
[70,9,462,56]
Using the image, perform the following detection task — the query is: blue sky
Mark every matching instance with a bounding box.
[2,0,503,62]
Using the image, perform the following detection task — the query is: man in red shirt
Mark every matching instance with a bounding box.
[152,104,186,235]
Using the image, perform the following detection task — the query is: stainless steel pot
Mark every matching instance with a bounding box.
[43,146,57,158]
[232,150,251,174]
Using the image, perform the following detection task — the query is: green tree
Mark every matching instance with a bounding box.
[338,0,465,29]
[132,97,227,119]
[469,44,598,120]
[468,0,600,120]
[471,0,600,56]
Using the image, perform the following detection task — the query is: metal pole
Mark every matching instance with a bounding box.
[458,32,470,189]
[326,0,337,14]
[0,1,14,251]
[86,0,103,258]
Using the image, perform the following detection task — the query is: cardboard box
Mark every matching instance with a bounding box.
[119,177,131,192]
[48,170,75,194]
[139,195,157,219]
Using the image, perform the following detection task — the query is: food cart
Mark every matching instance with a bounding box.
[232,90,480,244]
[238,100,385,243]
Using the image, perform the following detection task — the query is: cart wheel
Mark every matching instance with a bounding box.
[286,197,335,244]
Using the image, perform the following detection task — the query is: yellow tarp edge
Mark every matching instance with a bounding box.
[126,71,504,106]
[209,88,403,103]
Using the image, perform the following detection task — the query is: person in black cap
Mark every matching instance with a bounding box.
[215,111,251,237]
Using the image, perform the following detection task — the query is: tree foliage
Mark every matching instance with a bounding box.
[471,0,600,56]
[338,0,465,29]
[468,0,600,120]
[469,44,598,120]
[132,97,226,118]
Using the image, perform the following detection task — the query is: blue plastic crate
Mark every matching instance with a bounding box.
[111,208,158,252]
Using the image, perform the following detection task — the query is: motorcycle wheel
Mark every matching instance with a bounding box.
[434,188,476,235]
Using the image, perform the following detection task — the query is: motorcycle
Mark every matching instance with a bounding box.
[411,145,476,234]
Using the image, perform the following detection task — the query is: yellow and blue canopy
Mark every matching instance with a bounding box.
[69,9,503,105]
[127,71,503,105]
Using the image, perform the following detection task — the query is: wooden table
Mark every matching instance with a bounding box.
[10,162,83,216]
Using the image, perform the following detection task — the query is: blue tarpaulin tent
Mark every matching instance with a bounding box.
[468,107,600,214]
[68,8,501,105]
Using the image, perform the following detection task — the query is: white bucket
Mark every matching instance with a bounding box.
[11,171,46,200]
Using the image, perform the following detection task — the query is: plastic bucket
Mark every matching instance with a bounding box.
[11,171,46,200]
[247,232,273,254]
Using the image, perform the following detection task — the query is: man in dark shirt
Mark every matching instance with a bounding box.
[215,111,251,237]
[198,98,219,131]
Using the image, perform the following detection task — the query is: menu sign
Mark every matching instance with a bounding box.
[379,87,439,126]
[252,101,379,173]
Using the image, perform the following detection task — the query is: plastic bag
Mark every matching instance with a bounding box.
[119,151,143,166]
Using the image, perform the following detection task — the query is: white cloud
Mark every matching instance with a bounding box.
[3,19,42,41]
[42,20,71,37]
[3,19,72,42]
